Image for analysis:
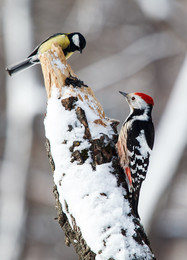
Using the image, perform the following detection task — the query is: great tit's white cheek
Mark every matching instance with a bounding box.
[72,34,80,48]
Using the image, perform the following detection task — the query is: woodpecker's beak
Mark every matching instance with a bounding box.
[119,91,128,98]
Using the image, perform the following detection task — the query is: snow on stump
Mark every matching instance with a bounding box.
[39,43,155,260]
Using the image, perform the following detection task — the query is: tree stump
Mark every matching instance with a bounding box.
[40,43,155,260]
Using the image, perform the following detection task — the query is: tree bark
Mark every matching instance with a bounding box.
[40,43,155,260]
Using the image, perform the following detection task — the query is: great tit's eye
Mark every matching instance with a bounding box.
[132,97,135,101]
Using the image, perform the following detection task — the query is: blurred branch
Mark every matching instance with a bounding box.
[64,0,105,35]
[140,52,187,229]
[136,0,172,20]
[77,31,184,91]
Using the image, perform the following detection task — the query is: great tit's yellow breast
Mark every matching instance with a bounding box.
[38,34,70,54]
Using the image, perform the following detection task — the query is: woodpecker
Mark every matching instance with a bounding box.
[6,32,86,76]
[117,91,154,218]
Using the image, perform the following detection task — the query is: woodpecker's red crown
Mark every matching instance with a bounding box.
[134,93,154,106]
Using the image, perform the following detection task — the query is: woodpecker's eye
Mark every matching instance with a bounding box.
[132,97,135,101]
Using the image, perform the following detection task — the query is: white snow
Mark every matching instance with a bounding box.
[51,58,66,72]
[44,86,154,259]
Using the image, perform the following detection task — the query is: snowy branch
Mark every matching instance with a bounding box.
[40,44,155,260]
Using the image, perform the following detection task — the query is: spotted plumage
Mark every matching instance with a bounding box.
[117,92,154,218]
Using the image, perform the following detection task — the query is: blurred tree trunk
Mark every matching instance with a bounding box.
[0,1,36,260]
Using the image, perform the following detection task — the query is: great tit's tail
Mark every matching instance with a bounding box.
[6,56,39,76]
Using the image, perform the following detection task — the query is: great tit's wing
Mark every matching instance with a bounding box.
[27,33,67,58]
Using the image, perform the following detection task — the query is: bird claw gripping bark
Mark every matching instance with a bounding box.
[65,75,88,88]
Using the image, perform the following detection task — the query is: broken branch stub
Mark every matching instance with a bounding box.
[40,43,155,260]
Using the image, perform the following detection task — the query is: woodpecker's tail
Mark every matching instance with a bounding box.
[6,56,38,76]
[131,195,140,219]
[130,188,141,219]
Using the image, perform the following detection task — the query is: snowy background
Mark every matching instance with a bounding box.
[0,0,187,260]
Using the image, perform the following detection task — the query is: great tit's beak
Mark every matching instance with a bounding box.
[119,91,128,98]
[79,48,82,53]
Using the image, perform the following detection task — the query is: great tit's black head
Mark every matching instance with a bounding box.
[69,32,86,53]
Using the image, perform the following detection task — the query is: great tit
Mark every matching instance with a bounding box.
[6,32,86,76]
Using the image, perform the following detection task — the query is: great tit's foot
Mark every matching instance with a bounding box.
[65,76,88,88]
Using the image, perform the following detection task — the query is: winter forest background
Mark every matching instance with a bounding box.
[0,0,187,259]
